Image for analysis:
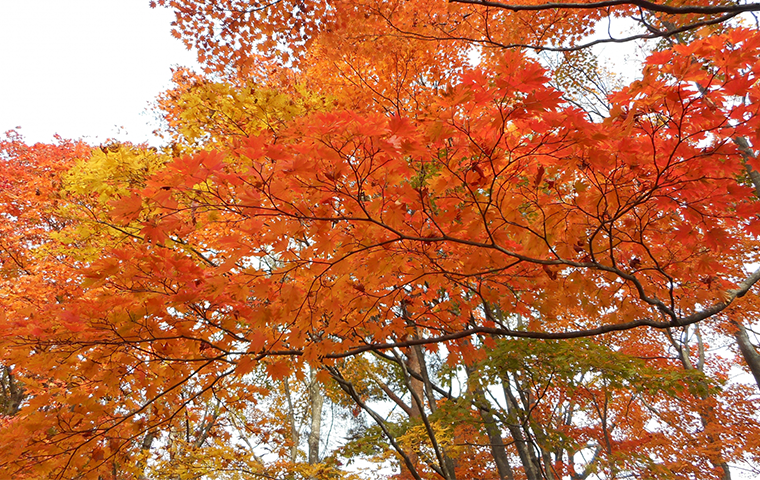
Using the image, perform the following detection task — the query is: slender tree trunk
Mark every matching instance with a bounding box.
[413,344,439,412]
[668,327,732,480]
[465,365,514,480]
[400,345,457,480]
[283,377,299,463]
[307,371,323,465]
[406,344,427,418]
[411,344,458,479]
[193,403,220,448]
[502,374,542,480]
[726,153,760,394]
[328,367,425,480]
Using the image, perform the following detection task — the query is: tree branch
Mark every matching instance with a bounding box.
[450,0,760,15]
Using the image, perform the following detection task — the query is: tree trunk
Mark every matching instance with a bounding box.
[0,366,24,416]
[283,377,300,463]
[502,374,542,480]
[400,345,457,480]
[465,365,514,480]
[307,372,323,465]
[732,320,760,391]
[667,327,732,480]
[406,344,427,418]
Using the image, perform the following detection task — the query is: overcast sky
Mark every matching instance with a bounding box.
[0,0,197,146]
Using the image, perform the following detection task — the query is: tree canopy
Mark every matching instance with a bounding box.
[3,1,760,479]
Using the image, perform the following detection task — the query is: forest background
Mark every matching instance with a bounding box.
[2,1,760,480]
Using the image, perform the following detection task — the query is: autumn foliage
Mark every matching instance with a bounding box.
[3,1,760,479]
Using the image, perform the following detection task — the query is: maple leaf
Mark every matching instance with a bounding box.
[266,360,291,381]
[110,193,143,222]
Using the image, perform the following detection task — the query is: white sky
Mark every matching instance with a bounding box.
[0,0,197,146]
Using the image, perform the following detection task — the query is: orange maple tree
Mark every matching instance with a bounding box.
[3,1,760,479]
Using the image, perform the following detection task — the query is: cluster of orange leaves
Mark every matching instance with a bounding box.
[2,1,760,479]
